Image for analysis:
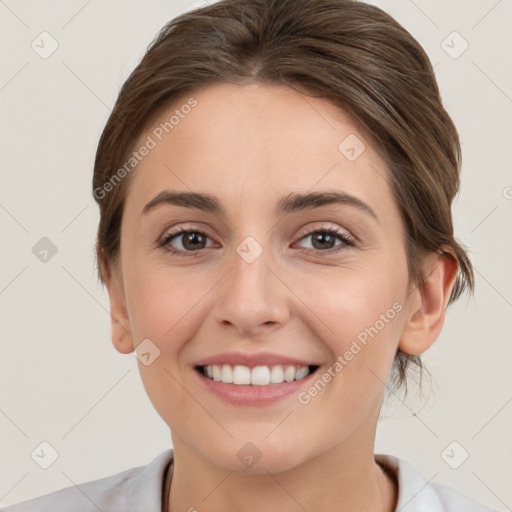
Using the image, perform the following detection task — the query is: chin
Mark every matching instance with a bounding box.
[203,438,310,476]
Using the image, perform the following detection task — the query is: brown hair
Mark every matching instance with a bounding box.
[92,0,474,393]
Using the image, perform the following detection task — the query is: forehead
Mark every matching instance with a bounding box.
[125,82,395,219]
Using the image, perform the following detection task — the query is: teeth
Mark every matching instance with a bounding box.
[251,366,270,386]
[284,365,295,382]
[233,365,251,385]
[202,364,313,385]
[221,364,233,383]
[212,365,221,382]
[270,365,284,383]
[295,366,309,380]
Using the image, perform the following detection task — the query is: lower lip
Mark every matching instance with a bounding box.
[194,367,319,406]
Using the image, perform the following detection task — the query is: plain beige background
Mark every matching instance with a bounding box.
[1,0,511,509]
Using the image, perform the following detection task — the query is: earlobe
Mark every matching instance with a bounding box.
[399,249,459,356]
[99,254,135,355]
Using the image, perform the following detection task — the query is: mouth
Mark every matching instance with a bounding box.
[194,364,320,386]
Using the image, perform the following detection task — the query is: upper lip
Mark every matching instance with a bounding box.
[193,351,321,368]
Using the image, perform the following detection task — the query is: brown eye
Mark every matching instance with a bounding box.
[160,228,214,256]
[296,227,354,253]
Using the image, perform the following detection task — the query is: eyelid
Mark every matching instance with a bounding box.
[295,222,354,243]
[160,222,215,241]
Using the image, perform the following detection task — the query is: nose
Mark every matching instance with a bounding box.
[212,243,291,337]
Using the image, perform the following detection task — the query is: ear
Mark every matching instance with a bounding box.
[399,249,459,355]
[99,253,135,355]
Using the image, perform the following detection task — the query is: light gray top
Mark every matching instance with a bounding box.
[2,449,498,511]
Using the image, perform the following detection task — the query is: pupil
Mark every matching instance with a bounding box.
[313,232,334,250]
[184,232,205,250]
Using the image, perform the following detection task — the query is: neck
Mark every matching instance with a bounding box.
[166,427,398,512]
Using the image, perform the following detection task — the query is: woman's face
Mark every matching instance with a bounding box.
[111,82,419,473]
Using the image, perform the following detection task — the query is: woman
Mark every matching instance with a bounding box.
[4,0,499,510]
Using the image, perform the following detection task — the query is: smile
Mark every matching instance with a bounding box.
[198,364,319,385]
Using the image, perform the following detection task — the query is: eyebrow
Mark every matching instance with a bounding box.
[142,190,378,222]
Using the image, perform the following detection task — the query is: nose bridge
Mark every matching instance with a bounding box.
[212,233,290,333]
[229,234,276,306]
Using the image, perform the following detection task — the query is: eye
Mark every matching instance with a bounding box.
[159,228,215,256]
[158,224,355,257]
[295,226,355,254]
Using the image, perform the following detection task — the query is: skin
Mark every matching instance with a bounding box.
[101,82,458,512]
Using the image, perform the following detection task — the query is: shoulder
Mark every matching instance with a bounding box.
[375,454,498,512]
[2,449,174,512]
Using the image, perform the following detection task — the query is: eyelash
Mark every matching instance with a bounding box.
[158,225,355,258]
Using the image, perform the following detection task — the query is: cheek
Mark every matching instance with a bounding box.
[291,277,404,437]
[122,256,227,381]
[124,263,201,344]
[306,261,403,335]
[299,264,406,390]
[122,264,208,418]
